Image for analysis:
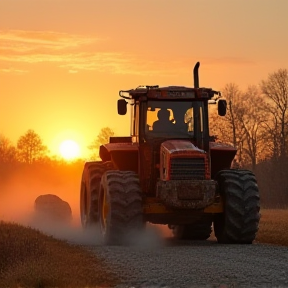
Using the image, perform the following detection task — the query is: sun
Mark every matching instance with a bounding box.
[59,140,80,160]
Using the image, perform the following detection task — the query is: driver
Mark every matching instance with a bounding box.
[152,109,174,132]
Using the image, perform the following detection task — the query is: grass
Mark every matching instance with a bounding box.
[0,221,120,288]
[0,209,287,288]
[255,208,288,246]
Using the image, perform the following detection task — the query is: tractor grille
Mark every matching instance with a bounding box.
[170,157,206,180]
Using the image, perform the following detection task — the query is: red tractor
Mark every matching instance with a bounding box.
[80,62,260,245]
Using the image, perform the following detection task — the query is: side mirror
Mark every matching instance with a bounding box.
[117,99,127,115]
[218,99,227,116]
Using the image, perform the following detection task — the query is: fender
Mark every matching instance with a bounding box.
[210,142,237,178]
[99,142,139,172]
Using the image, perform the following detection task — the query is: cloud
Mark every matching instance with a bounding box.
[0,67,29,74]
[0,30,98,52]
[0,30,256,77]
[0,36,168,76]
[0,29,184,76]
[0,29,104,69]
[200,57,256,66]
[58,53,181,76]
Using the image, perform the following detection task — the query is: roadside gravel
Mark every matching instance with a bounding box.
[85,231,288,288]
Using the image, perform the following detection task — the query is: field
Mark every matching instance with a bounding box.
[0,221,120,288]
[0,208,287,288]
[255,209,288,246]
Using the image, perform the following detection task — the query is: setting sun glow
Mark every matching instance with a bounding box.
[59,140,80,160]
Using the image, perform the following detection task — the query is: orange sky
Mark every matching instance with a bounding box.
[1,0,287,159]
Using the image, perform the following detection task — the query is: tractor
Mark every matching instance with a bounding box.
[80,62,260,245]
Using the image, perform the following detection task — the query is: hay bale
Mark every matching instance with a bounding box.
[34,194,72,223]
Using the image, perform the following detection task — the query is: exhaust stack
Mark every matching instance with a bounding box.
[193,62,200,88]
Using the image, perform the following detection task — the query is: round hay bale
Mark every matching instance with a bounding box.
[34,194,72,223]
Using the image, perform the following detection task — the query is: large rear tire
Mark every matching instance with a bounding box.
[171,216,213,240]
[80,161,114,228]
[214,169,260,244]
[99,171,143,245]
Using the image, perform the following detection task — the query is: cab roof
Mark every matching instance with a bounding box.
[119,86,220,101]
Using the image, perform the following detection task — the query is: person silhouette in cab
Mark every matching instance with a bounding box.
[152,109,174,132]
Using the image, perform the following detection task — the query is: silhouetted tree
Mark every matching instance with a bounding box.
[210,83,247,166]
[88,127,115,159]
[17,129,48,164]
[210,83,272,169]
[239,85,270,170]
[261,68,288,158]
[0,135,17,164]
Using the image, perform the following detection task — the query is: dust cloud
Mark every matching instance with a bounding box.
[0,167,97,245]
[122,224,171,248]
[0,168,172,247]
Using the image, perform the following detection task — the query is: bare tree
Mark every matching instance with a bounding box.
[239,85,270,170]
[213,83,247,166]
[261,68,288,158]
[17,129,48,164]
[210,83,271,169]
[224,84,242,147]
[88,127,115,159]
[0,135,17,164]
[260,101,281,158]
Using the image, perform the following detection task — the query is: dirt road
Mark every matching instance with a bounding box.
[86,234,288,288]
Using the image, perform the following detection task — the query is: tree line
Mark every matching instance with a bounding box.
[0,127,114,166]
[211,68,288,170]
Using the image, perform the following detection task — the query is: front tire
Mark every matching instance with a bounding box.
[214,169,260,244]
[80,161,114,228]
[99,171,143,245]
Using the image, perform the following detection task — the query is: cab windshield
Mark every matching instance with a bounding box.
[145,100,204,139]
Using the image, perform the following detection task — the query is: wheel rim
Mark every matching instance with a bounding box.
[100,184,109,235]
[80,182,88,227]
[102,190,107,231]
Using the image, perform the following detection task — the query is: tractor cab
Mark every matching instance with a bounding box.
[118,85,226,152]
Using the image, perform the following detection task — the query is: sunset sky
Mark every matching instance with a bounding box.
[1,0,287,159]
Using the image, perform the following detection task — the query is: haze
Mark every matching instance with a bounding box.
[0,0,287,158]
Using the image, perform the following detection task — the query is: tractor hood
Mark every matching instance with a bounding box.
[161,140,205,155]
[160,140,209,181]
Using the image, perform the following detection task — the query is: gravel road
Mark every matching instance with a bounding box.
[84,226,288,288]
